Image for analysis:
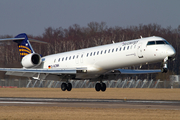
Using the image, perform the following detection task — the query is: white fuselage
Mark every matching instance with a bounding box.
[41,36,175,79]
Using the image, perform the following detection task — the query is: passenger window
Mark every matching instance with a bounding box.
[101,50,103,54]
[131,45,132,49]
[66,57,68,60]
[87,53,89,57]
[81,54,83,58]
[112,49,114,52]
[104,50,107,54]
[54,59,56,63]
[62,58,64,61]
[90,52,92,56]
[73,55,75,59]
[127,46,129,50]
[76,55,78,58]
[69,56,71,60]
[97,51,99,55]
[116,48,118,51]
[58,58,60,62]
[94,52,96,56]
[123,47,126,50]
[147,41,155,45]
[108,49,110,53]
[119,47,121,51]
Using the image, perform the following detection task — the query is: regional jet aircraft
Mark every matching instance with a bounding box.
[0,33,176,91]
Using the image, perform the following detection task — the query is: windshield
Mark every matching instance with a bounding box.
[147,40,170,46]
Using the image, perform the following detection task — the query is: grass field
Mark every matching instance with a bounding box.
[0,88,180,120]
[0,88,180,100]
[0,106,180,120]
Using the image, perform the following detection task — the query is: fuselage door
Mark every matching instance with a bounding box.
[137,43,143,58]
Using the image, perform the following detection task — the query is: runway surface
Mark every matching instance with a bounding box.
[0,97,180,110]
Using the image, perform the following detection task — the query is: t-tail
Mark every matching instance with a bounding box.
[14,33,34,58]
[0,33,46,68]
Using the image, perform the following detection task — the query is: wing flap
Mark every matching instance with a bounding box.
[6,71,38,77]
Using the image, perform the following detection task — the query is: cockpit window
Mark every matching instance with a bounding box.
[164,41,170,45]
[156,41,165,44]
[147,41,155,45]
[147,40,169,46]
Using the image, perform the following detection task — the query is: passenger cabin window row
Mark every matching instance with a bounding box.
[147,40,170,46]
[55,44,137,62]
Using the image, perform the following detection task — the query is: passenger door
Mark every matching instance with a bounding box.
[137,43,143,58]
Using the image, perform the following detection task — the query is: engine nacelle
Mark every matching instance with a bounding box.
[21,53,42,68]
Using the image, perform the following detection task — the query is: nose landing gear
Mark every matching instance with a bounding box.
[162,57,168,73]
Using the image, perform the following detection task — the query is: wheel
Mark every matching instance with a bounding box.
[95,83,101,92]
[101,83,106,92]
[67,83,72,91]
[61,83,67,91]
[162,68,168,73]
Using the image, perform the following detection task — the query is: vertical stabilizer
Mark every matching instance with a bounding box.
[14,33,34,58]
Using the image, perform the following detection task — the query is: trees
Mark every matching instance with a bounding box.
[0,22,179,79]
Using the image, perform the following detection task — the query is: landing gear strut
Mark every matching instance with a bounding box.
[61,82,72,91]
[162,57,168,73]
[95,82,106,92]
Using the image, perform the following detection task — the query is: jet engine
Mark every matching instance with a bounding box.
[21,53,42,68]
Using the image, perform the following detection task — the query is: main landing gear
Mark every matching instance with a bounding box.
[95,82,106,92]
[61,82,72,91]
[162,57,168,73]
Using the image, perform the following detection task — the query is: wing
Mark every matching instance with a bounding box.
[117,69,161,74]
[0,67,87,80]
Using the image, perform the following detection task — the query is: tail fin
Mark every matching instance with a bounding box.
[14,33,34,58]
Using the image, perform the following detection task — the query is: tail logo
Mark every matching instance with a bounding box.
[14,33,34,58]
[19,45,32,57]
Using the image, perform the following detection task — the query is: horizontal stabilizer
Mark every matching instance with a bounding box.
[0,38,25,41]
[0,37,47,44]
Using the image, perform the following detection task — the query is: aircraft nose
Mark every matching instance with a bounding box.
[167,47,176,57]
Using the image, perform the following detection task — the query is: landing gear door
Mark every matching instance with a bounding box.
[137,43,143,58]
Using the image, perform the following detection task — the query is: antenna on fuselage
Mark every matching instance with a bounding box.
[112,41,115,44]
[140,36,142,39]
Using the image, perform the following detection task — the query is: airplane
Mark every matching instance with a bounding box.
[0,33,176,92]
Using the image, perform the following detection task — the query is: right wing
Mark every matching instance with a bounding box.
[117,69,162,74]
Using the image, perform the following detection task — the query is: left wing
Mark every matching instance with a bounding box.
[0,67,87,78]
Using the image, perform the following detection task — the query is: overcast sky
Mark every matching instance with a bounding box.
[0,0,179,36]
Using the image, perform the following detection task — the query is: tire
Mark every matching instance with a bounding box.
[61,83,67,91]
[95,83,101,92]
[67,83,72,91]
[101,83,106,92]
[163,68,168,73]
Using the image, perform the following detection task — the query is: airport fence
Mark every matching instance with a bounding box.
[0,77,180,88]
